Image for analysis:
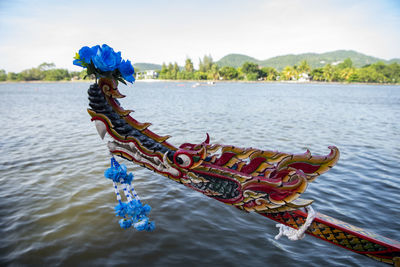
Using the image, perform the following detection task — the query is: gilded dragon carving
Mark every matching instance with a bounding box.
[88,78,340,214]
[75,44,399,265]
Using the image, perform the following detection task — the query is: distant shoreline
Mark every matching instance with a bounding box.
[154,79,400,86]
[0,80,93,84]
[1,79,399,86]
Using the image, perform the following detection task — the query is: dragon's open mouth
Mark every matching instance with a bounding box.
[189,172,240,199]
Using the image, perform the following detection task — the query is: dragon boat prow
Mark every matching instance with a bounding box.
[88,77,340,214]
[74,44,400,266]
[86,77,400,265]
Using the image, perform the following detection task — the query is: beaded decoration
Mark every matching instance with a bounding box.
[104,157,155,231]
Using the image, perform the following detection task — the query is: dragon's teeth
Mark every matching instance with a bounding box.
[129,142,136,150]
[107,141,117,151]
[94,120,107,140]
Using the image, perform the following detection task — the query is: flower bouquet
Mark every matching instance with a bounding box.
[73,44,135,84]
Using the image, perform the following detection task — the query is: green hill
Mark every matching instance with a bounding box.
[217,50,400,71]
[133,51,400,72]
[217,54,261,68]
[388,58,400,64]
[133,63,162,71]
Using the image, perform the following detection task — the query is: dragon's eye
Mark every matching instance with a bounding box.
[175,153,193,168]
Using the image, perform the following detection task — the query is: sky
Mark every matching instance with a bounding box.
[0,0,399,72]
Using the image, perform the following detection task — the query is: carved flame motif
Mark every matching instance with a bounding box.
[88,78,340,213]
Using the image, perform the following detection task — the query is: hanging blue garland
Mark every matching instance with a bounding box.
[104,157,155,231]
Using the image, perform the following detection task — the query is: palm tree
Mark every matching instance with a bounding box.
[281,66,295,80]
[185,58,194,73]
[298,60,311,74]
[323,64,334,82]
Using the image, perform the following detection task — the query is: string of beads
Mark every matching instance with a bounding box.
[104,157,155,231]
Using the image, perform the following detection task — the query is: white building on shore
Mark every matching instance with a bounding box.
[136,70,159,80]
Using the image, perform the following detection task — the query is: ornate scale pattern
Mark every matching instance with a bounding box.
[264,211,400,265]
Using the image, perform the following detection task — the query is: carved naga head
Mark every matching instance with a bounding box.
[88,77,339,214]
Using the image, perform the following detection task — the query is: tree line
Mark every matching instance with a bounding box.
[157,56,400,83]
[0,63,87,82]
[1,57,399,84]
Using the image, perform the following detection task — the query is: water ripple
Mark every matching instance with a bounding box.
[0,82,399,266]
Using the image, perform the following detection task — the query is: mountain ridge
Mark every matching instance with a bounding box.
[133,50,400,71]
[133,63,162,71]
[217,50,400,71]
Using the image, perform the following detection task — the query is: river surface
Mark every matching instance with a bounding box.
[0,81,399,266]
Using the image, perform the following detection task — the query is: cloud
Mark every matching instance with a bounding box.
[222,0,400,59]
[0,0,399,72]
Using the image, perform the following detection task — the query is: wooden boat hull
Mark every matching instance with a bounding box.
[263,209,400,265]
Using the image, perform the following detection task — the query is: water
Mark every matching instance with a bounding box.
[0,81,399,266]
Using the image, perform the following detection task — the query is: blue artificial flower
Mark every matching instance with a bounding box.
[105,167,121,183]
[124,172,134,184]
[119,218,133,229]
[117,164,127,180]
[104,159,135,184]
[119,60,135,83]
[113,164,134,184]
[80,45,99,64]
[73,58,83,67]
[73,44,137,84]
[141,204,152,216]
[126,199,142,218]
[115,202,128,217]
[146,221,155,232]
[73,45,99,67]
[93,44,122,72]
[104,167,117,180]
[134,218,149,231]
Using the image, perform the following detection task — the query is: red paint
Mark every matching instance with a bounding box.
[288,162,320,173]
[215,152,236,166]
[241,157,266,174]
